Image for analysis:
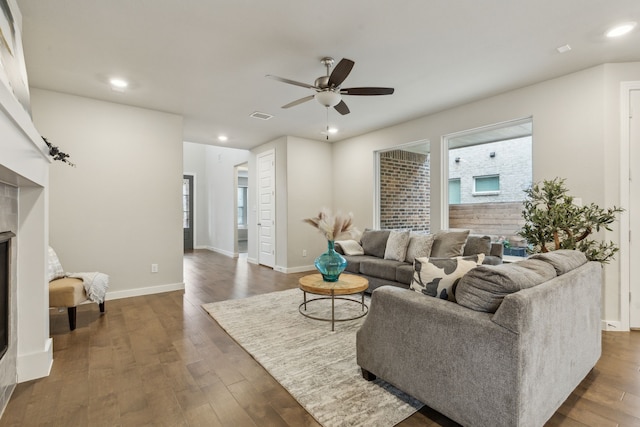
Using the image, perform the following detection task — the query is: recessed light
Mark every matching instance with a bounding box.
[217,135,228,142]
[556,44,572,54]
[605,22,637,38]
[327,127,338,134]
[109,78,128,88]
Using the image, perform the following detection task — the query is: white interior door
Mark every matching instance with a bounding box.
[257,150,275,267]
[629,89,640,327]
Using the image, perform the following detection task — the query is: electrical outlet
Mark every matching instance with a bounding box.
[302,249,307,257]
[151,264,158,273]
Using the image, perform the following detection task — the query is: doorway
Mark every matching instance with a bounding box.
[236,163,248,255]
[183,174,194,251]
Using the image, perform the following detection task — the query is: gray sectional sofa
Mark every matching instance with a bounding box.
[336,229,503,293]
[356,250,601,427]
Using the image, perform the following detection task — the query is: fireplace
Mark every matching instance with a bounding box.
[0,231,14,361]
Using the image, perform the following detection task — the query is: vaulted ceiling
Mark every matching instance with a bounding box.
[16,0,640,150]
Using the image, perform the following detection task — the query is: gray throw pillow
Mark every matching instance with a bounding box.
[456,258,557,313]
[384,230,410,262]
[410,254,485,301]
[430,229,470,258]
[360,229,390,258]
[405,233,435,264]
[463,235,492,257]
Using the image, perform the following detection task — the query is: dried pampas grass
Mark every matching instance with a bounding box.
[304,208,359,241]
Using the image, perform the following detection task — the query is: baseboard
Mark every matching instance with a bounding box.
[206,246,236,258]
[601,320,624,331]
[274,265,316,274]
[17,337,53,383]
[106,282,185,300]
[247,257,258,264]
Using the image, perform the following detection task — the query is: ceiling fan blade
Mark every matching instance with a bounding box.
[334,100,350,115]
[328,58,355,88]
[340,87,395,95]
[266,75,318,90]
[282,95,314,109]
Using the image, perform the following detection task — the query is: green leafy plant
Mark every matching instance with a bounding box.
[43,136,75,167]
[518,178,623,264]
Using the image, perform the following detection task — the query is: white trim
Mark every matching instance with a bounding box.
[601,320,623,331]
[372,139,430,229]
[206,245,236,258]
[105,282,185,300]
[620,81,640,331]
[16,338,52,382]
[274,264,316,274]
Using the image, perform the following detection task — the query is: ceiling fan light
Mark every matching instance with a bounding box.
[315,90,341,107]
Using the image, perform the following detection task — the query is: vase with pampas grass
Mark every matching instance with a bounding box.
[304,209,358,282]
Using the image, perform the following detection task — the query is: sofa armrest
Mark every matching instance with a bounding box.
[356,286,519,427]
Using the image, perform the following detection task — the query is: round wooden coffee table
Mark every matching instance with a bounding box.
[298,273,369,331]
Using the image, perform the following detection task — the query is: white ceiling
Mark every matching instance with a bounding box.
[16,0,640,150]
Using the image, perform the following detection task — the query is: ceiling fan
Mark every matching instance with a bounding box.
[266,57,394,115]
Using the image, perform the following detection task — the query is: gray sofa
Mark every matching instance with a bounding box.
[338,229,503,293]
[356,250,601,427]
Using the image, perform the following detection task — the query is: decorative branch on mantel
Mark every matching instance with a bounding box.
[42,137,75,167]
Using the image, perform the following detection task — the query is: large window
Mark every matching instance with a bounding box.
[237,186,247,226]
[445,118,532,241]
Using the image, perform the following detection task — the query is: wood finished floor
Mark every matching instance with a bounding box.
[1,249,639,426]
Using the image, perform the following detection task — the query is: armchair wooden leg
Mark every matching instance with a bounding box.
[67,307,77,331]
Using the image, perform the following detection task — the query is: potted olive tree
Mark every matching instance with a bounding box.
[518,178,623,263]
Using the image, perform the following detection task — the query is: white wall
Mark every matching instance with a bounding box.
[333,62,640,323]
[249,136,332,272]
[286,137,333,271]
[30,89,185,299]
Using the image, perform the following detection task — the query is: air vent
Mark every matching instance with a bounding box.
[250,111,273,120]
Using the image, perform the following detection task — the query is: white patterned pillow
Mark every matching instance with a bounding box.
[335,240,365,256]
[383,230,410,262]
[48,246,65,282]
[405,233,435,264]
[410,254,485,301]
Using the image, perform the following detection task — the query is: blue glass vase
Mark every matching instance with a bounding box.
[315,240,348,282]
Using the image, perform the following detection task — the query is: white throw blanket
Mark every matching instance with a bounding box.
[67,272,109,304]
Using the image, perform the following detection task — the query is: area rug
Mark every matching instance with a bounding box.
[202,288,423,427]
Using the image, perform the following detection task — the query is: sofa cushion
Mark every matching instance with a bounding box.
[384,230,410,262]
[456,258,557,313]
[430,229,470,258]
[360,258,404,282]
[410,254,485,301]
[529,250,587,275]
[463,235,492,257]
[343,255,378,274]
[360,229,390,258]
[405,233,435,264]
[335,239,365,256]
[395,264,415,285]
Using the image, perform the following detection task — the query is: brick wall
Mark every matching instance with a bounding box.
[379,150,430,232]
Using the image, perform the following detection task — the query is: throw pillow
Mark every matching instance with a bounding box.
[405,233,435,264]
[360,229,390,258]
[384,230,410,262]
[463,235,492,257]
[335,240,365,256]
[430,229,470,258]
[48,246,65,282]
[410,253,485,301]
